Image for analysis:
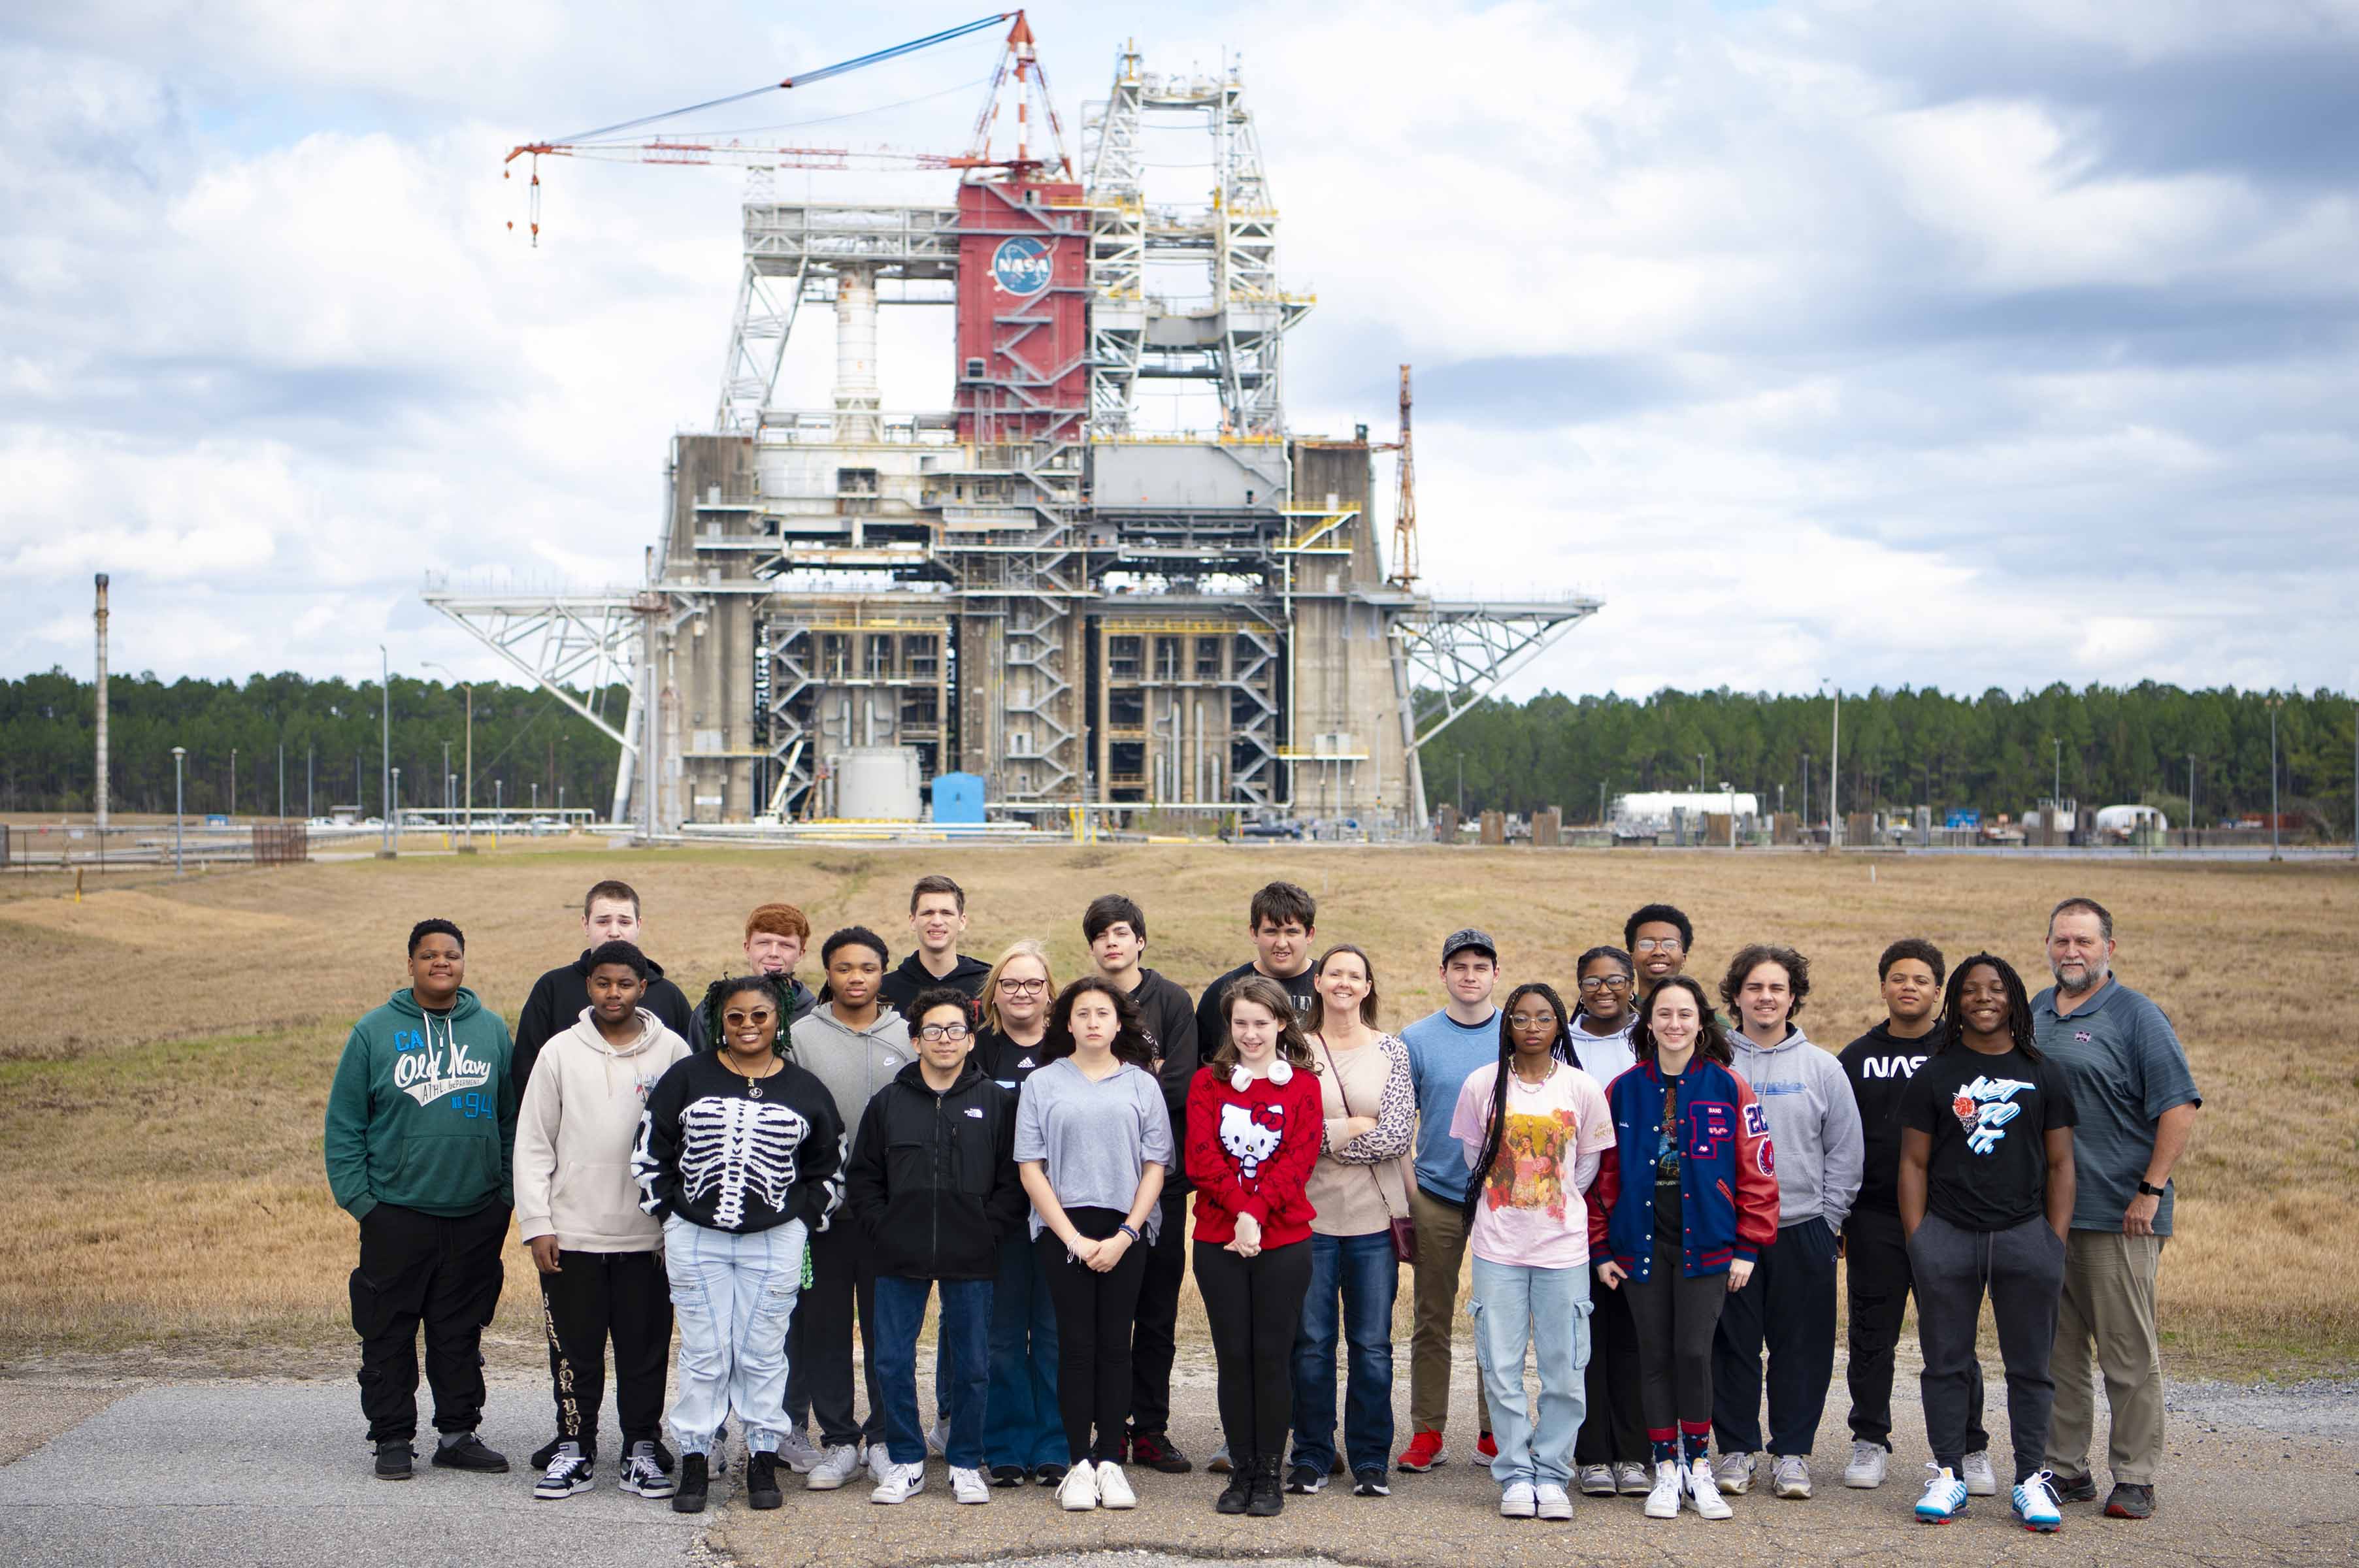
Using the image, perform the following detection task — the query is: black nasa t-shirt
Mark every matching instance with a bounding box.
[1900,1047,2078,1232]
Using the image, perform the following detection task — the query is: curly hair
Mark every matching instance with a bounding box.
[1719,942,1811,1022]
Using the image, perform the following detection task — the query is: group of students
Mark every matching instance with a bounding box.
[323,874,2198,1534]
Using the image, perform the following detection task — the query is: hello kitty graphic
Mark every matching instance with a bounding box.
[1219,1100,1285,1181]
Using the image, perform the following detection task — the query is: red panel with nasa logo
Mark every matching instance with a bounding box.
[954,178,1089,446]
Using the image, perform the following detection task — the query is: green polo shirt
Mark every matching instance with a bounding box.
[2030,978,2200,1235]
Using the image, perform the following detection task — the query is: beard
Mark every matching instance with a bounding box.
[2049,955,2109,993]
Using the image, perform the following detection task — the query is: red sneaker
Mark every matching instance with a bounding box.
[1396,1429,1446,1472]
[1476,1431,1498,1461]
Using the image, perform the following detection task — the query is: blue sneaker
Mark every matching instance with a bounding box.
[2012,1471,2063,1533]
[1915,1464,1969,1524]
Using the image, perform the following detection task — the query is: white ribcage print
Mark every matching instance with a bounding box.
[678,1095,808,1230]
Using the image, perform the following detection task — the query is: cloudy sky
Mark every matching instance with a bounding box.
[4,0,2354,702]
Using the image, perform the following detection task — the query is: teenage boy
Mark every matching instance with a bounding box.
[515,940,692,1500]
[514,881,696,1091]
[880,875,992,1015]
[691,903,818,1051]
[1838,939,1992,1495]
[788,926,914,1490]
[325,919,516,1482]
[845,987,1028,1505]
[1712,943,1863,1501]
[1623,904,1695,1004]
[2033,898,2202,1522]
[1193,881,1321,1045]
[1395,928,1501,1472]
[1084,893,1203,1474]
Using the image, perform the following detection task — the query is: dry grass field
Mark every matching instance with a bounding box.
[1,843,2351,1378]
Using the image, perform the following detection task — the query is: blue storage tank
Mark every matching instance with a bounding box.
[931,772,985,825]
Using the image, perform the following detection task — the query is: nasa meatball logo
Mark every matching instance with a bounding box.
[992,236,1052,297]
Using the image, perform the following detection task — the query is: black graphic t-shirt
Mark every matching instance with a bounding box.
[1899,1047,2078,1232]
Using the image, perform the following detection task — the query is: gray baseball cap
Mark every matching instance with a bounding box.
[1440,928,1497,964]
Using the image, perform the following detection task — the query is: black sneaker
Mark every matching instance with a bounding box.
[534,1444,595,1501]
[1285,1462,1326,1495]
[374,1440,414,1481]
[672,1452,709,1513]
[1216,1465,1255,1515]
[2103,1482,2156,1519]
[990,1463,1029,1488]
[745,1450,783,1510]
[1128,1432,1193,1474]
[1246,1455,1285,1517]
[1035,1462,1068,1487]
[1353,1469,1391,1497]
[431,1433,510,1473]
[2051,1470,2098,1503]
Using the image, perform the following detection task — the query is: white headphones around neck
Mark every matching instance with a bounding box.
[1231,1057,1294,1092]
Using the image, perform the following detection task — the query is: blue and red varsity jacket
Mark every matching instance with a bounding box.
[1587,1056,1779,1281]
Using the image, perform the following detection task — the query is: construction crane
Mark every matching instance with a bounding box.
[503,10,1069,242]
[1372,365,1419,589]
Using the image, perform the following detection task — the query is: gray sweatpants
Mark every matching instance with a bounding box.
[1907,1211,2066,1486]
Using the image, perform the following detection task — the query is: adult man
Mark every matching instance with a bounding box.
[689,902,817,1052]
[512,881,695,1090]
[1623,904,1695,1004]
[1193,881,1321,1047]
[1712,944,1862,1501]
[324,919,516,1481]
[1394,928,1501,1472]
[1836,939,1992,1495]
[879,875,991,1015]
[2034,898,2201,1521]
[787,927,914,1490]
[1083,893,1202,1474]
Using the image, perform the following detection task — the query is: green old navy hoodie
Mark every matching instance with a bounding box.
[325,986,518,1222]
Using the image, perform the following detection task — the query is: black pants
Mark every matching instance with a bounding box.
[1574,1267,1646,1466]
[1128,1186,1188,1437]
[1036,1207,1149,1463]
[1623,1231,1724,1446]
[350,1201,510,1444]
[1713,1215,1839,1457]
[802,1211,885,1447]
[1846,1207,1986,1452]
[1194,1237,1313,1467]
[538,1249,672,1458]
[1911,1211,2066,1484]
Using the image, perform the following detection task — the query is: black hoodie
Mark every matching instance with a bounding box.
[514,951,695,1094]
[842,1056,1023,1280]
[878,951,993,1017]
[1837,1019,1942,1218]
[690,971,817,1056]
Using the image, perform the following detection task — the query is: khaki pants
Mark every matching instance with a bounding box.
[2045,1230,2166,1484]
[1408,1185,1491,1439]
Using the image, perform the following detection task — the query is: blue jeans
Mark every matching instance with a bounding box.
[873,1274,991,1469]
[662,1215,806,1456]
[1289,1230,1399,1476]
[1468,1255,1591,1490]
[983,1232,1063,1469]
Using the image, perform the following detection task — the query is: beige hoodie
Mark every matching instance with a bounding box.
[515,1007,691,1251]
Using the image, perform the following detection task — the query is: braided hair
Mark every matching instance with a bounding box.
[1460,981,1570,1228]
[1935,953,2041,1062]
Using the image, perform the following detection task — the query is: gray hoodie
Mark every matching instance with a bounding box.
[789,1000,913,1134]
[1726,1023,1864,1232]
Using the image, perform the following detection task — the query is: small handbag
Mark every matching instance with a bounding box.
[1319,1035,1416,1264]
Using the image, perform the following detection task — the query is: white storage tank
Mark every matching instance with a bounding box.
[832,746,923,821]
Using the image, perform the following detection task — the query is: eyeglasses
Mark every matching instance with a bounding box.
[1633,937,1683,954]
[996,977,1048,994]
[721,1009,775,1027]
[1506,1011,1556,1028]
[1579,974,1632,992]
[919,1022,972,1042]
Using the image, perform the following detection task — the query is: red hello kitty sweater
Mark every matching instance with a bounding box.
[1183,1063,1324,1248]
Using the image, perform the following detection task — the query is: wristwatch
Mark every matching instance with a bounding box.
[2136,1180,2165,1198]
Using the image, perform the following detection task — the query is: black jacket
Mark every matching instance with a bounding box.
[1837,1020,1941,1218]
[843,1058,1023,1280]
[1129,968,1201,1192]
[514,951,695,1094]
[690,972,817,1056]
[878,951,992,1017]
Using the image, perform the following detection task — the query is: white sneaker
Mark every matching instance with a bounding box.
[1094,1462,1136,1510]
[1615,1460,1654,1495]
[949,1465,990,1505]
[806,1442,863,1490]
[533,1443,594,1500]
[777,1429,823,1475]
[868,1460,925,1504]
[1498,1480,1538,1518]
[1058,1458,1099,1511]
[1685,1457,1732,1519]
[926,1418,949,1458]
[1534,1482,1574,1520]
[1771,1453,1812,1499]
[866,1442,894,1483]
[1915,1463,1968,1523]
[1843,1440,1887,1489]
[1206,1441,1232,1474]
[2011,1469,2062,1532]
[1643,1460,1683,1519]
[1713,1450,1756,1495]
[1577,1463,1617,1497]
[1961,1449,1998,1496]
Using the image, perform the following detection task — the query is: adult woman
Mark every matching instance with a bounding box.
[633,975,844,1514]
[1591,975,1777,1522]
[1899,954,2077,1531]
[1288,943,1413,1499]
[1450,982,1617,1521]
[1014,975,1173,1513]
[1189,976,1325,1518]
[974,940,1066,1488]
[1563,945,1649,1499]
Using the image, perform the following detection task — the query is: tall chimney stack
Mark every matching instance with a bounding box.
[94,573,110,831]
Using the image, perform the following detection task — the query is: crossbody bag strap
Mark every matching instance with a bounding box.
[1316,1033,1404,1223]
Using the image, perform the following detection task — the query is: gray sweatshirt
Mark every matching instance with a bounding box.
[789,1002,912,1137]
[1726,1023,1864,1232]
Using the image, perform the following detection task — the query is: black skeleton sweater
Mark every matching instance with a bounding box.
[633,1051,844,1235]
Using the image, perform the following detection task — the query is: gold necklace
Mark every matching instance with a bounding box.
[725,1051,782,1098]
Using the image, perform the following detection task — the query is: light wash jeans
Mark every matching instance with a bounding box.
[1468,1254,1592,1490]
[663,1214,806,1457]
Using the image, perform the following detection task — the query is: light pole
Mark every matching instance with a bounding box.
[2051,736,2062,811]
[495,778,504,846]
[1821,681,1840,845]
[2267,694,2284,862]
[2186,752,2196,848]
[378,646,395,859]
[1723,779,1735,849]
[306,746,314,821]
[424,662,474,853]
[171,746,186,875]
[229,747,237,820]
[391,766,403,838]
[277,743,285,821]
[1801,751,1810,840]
